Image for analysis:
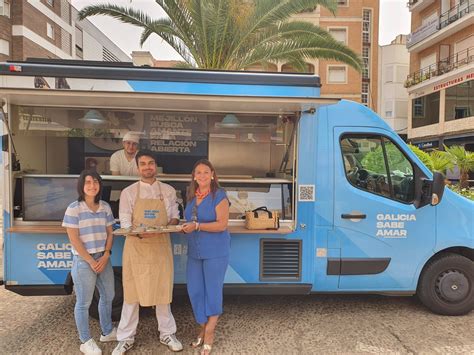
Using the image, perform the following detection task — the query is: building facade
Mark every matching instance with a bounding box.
[406,0,473,151]
[0,0,129,62]
[377,35,410,137]
[244,0,380,111]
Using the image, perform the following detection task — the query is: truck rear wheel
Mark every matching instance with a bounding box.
[90,268,123,321]
[417,253,474,316]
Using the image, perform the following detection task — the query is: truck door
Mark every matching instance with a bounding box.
[332,128,436,290]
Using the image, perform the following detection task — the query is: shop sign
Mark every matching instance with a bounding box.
[432,72,474,92]
[407,18,439,48]
[415,141,439,150]
[410,72,474,97]
[142,113,208,156]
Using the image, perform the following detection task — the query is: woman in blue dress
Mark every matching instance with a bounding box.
[182,159,230,355]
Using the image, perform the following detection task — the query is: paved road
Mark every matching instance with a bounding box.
[1,287,473,354]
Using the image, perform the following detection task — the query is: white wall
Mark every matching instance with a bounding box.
[378,37,410,134]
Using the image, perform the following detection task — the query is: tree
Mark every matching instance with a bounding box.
[408,145,454,174]
[443,145,474,188]
[78,0,362,71]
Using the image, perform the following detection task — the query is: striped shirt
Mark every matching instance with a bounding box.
[62,200,115,255]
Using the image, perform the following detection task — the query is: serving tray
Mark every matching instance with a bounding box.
[113,225,183,235]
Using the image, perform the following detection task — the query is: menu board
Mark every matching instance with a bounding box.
[142,112,208,156]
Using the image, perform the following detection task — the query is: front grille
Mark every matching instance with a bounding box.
[260,239,301,281]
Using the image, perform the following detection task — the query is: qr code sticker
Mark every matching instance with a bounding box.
[298,184,315,201]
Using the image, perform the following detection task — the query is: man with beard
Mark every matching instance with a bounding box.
[113,150,183,354]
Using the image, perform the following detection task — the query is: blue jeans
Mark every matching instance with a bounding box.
[71,252,115,343]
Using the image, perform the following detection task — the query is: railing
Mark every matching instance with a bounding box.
[407,0,473,48]
[405,47,474,88]
[439,0,474,30]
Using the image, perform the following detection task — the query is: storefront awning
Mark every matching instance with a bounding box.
[1,89,339,115]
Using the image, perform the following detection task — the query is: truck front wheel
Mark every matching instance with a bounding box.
[89,268,124,321]
[417,253,474,316]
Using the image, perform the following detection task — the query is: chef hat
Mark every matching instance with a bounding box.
[122,131,141,143]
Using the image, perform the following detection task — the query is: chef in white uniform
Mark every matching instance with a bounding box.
[110,132,140,176]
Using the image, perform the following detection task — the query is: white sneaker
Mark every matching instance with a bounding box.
[160,334,183,352]
[100,327,117,342]
[112,340,134,355]
[80,338,102,355]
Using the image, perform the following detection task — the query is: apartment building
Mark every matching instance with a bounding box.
[240,0,380,111]
[317,0,379,111]
[0,0,129,62]
[406,0,473,151]
[377,35,410,138]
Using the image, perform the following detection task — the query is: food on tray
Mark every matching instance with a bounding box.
[113,225,183,235]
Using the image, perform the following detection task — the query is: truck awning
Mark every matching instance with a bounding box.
[1,89,338,114]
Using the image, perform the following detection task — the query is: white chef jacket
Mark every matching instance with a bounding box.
[110,150,139,176]
[119,180,179,228]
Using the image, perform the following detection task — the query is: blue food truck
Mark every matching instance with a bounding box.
[1,60,473,317]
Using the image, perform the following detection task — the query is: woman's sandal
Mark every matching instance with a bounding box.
[191,337,203,348]
[201,344,212,355]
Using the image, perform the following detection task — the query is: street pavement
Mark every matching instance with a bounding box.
[1,287,473,354]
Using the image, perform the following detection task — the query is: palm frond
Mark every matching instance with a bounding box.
[78,4,153,27]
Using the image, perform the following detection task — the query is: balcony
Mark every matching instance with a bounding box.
[407,0,474,51]
[407,0,436,13]
[405,47,474,88]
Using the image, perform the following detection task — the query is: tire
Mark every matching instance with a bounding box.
[90,268,123,321]
[417,253,474,316]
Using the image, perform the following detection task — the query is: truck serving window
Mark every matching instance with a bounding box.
[340,135,415,203]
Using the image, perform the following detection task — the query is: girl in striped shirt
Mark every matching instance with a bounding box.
[62,170,116,355]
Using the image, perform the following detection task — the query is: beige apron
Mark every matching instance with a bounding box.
[122,181,173,306]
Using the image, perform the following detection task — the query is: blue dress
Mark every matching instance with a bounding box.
[184,188,231,324]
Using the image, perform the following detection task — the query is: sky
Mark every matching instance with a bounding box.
[71,0,411,60]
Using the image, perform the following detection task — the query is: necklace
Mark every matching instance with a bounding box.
[195,188,210,200]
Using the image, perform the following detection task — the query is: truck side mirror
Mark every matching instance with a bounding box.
[415,172,445,208]
[430,171,445,206]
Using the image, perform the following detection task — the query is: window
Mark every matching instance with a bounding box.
[337,0,348,5]
[47,23,54,39]
[362,9,371,44]
[413,98,424,118]
[454,107,470,119]
[329,28,347,44]
[385,101,393,118]
[103,47,120,62]
[445,80,473,121]
[328,66,346,83]
[361,45,370,80]
[385,66,393,83]
[412,92,440,127]
[341,135,415,203]
[75,26,83,58]
[0,0,10,18]
[361,82,369,105]
[0,39,9,55]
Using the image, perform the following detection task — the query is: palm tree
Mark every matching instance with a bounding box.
[429,150,453,174]
[78,0,362,71]
[443,145,474,188]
